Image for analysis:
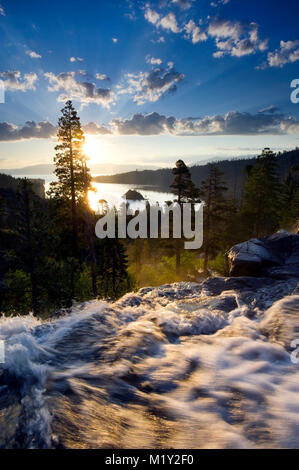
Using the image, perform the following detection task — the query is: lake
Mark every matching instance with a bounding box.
[11,174,175,212]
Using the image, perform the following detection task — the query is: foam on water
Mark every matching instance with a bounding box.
[0,279,298,449]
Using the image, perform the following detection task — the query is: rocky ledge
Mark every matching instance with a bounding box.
[226,231,299,279]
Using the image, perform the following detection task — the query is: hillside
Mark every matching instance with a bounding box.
[93,149,299,200]
[0,174,45,198]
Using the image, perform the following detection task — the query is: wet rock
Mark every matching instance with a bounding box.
[227,231,299,278]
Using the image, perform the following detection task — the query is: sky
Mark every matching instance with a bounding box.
[0,0,299,172]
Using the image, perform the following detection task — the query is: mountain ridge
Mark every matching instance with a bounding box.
[93,149,299,200]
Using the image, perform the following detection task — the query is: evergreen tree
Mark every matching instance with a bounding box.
[280,165,299,230]
[170,160,200,274]
[199,164,228,276]
[170,160,199,203]
[96,239,130,299]
[48,101,94,299]
[241,148,280,238]
[48,100,86,255]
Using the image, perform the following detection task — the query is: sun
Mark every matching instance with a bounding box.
[83,135,102,164]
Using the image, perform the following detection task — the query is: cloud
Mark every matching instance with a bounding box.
[211,0,230,6]
[144,7,160,25]
[184,20,207,43]
[83,122,112,135]
[0,121,57,142]
[0,71,38,92]
[159,12,181,33]
[267,40,299,67]
[112,112,176,135]
[70,57,84,63]
[259,105,280,114]
[208,18,268,58]
[144,8,180,33]
[0,4,5,16]
[179,111,294,135]
[3,110,299,141]
[171,0,194,10]
[110,110,299,136]
[26,50,42,59]
[95,73,109,80]
[0,120,111,141]
[44,71,115,107]
[117,63,185,105]
[112,37,118,43]
[0,120,113,141]
[146,56,162,65]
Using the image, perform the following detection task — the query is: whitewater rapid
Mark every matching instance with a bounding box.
[0,276,299,449]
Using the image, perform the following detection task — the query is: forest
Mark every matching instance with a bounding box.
[0,101,298,317]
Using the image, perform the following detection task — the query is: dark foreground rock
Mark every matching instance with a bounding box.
[227,231,299,278]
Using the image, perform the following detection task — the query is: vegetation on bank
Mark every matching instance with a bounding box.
[0,102,298,317]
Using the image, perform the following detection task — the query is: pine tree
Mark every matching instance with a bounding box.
[280,165,299,230]
[199,164,228,276]
[170,160,199,203]
[241,148,280,238]
[170,160,200,274]
[48,101,95,300]
[96,239,130,299]
[48,100,86,255]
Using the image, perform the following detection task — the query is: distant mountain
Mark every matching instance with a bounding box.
[0,163,160,176]
[0,164,55,176]
[94,149,299,201]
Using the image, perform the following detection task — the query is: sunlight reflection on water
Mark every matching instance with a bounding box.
[11,174,175,212]
[89,182,174,212]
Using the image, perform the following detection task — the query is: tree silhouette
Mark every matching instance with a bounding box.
[241,148,280,238]
[48,100,86,255]
[170,160,200,274]
[199,164,228,276]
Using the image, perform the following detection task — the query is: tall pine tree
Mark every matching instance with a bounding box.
[170,160,199,274]
[48,100,86,255]
[199,164,228,276]
[241,148,280,238]
[279,165,299,231]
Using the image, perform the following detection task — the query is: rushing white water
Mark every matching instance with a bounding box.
[0,277,298,449]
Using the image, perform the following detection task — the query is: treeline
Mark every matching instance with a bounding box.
[0,173,45,198]
[94,148,299,201]
[0,101,131,316]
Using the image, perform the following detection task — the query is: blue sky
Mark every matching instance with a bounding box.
[0,0,299,171]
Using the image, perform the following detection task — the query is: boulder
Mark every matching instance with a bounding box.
[227,231,299,278]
